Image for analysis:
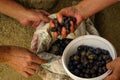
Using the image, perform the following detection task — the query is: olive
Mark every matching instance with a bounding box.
[77,64,83,70]
[98,67,104,74]
[85,69,90,74]
[77,45,86,51]
[50,27,58,32]
[79,73,84,77]
[91,74,97,78]
[94,48,101,55]
[84,74,90,78]
[86,63,93,69]
[102,66,107,73]
[71,17,77,24]
[102,49,109,55]
[88,54,95,60]
[106,58,112,63]
[73,69,80,76]
[73,61,79,66]
[68,63,74,71]
[66,29,71,34]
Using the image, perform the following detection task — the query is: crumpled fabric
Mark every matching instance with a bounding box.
[31,14,99,80]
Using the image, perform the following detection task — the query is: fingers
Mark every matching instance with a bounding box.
[53,32,58,38]
[39,10,50,16]
[75,14,83,25]
[25,68,36,75]
[56,12,63,23]
[50,19,75,38]
[34,9,51,23]
[18,71,30,78]
[35,10,50,16]
[105,59,120,80]
[27,63,40,70]
[21,61,41,77]
[32,20,41,28]
[70,21,75,33]
[105,75,114,80]
[61,27,67,38]
[31,54,47,64]
[20,19,33,27]
[105,74,119,80]
[39,15,51,23]
[50,20,55,28]
[50,20,59,38]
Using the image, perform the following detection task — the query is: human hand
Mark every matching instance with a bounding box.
[105,57,120,80]
[50,6,83,38]
[5,46,47,78]
[19,9,51,28]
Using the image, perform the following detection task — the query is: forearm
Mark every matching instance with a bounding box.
[76,0,118,19]
[0,0,29,21]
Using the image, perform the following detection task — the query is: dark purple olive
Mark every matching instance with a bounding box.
[50,27,58,32]
[73,69,80,76]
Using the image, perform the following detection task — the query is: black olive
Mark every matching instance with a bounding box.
[50,27,58,32]
[68,63,74,71]
[84,74,90,78]
[71,17,77,24]
[102,49,109,55]
[77,45,86,51]
[86,63,93,69]
[79,73,84,77]
[91,74,97,78]
[102,66,108,73]
[70,54,75,61]
[51,16,76,35]
[66,29,71,34]
[90,68,96,74]
[98,67,104,74]
[73,61,79,66]
[106,58,112,63]
[77,64,83,70]
[74,55,80,61]
[73,69,80,76]
[94,48,101,55]
[85,69,90,74]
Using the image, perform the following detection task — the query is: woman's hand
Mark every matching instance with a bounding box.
[0,46,47,78]
[105,57,120,80]
[0,1,51,28]
[19,9,51,28]
[50,6,83,38]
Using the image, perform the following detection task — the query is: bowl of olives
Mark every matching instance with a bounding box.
[62,35,117,80]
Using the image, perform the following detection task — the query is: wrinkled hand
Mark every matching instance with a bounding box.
[105,57,120,80]
[19,9,51,28]
[6,46,47,78]
[50,6,83,38]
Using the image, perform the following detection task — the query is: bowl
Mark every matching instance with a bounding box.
[62,35,117,80]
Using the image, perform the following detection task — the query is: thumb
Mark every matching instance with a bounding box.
[106,61,114,70]
[39,15,51,22]
[56,12,63,23]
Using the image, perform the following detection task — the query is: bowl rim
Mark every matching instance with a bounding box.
[62,35,117,80]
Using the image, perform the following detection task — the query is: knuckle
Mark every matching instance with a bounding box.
[61,8,65,12]
[26,54,33,61]
[23,63,28,67]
